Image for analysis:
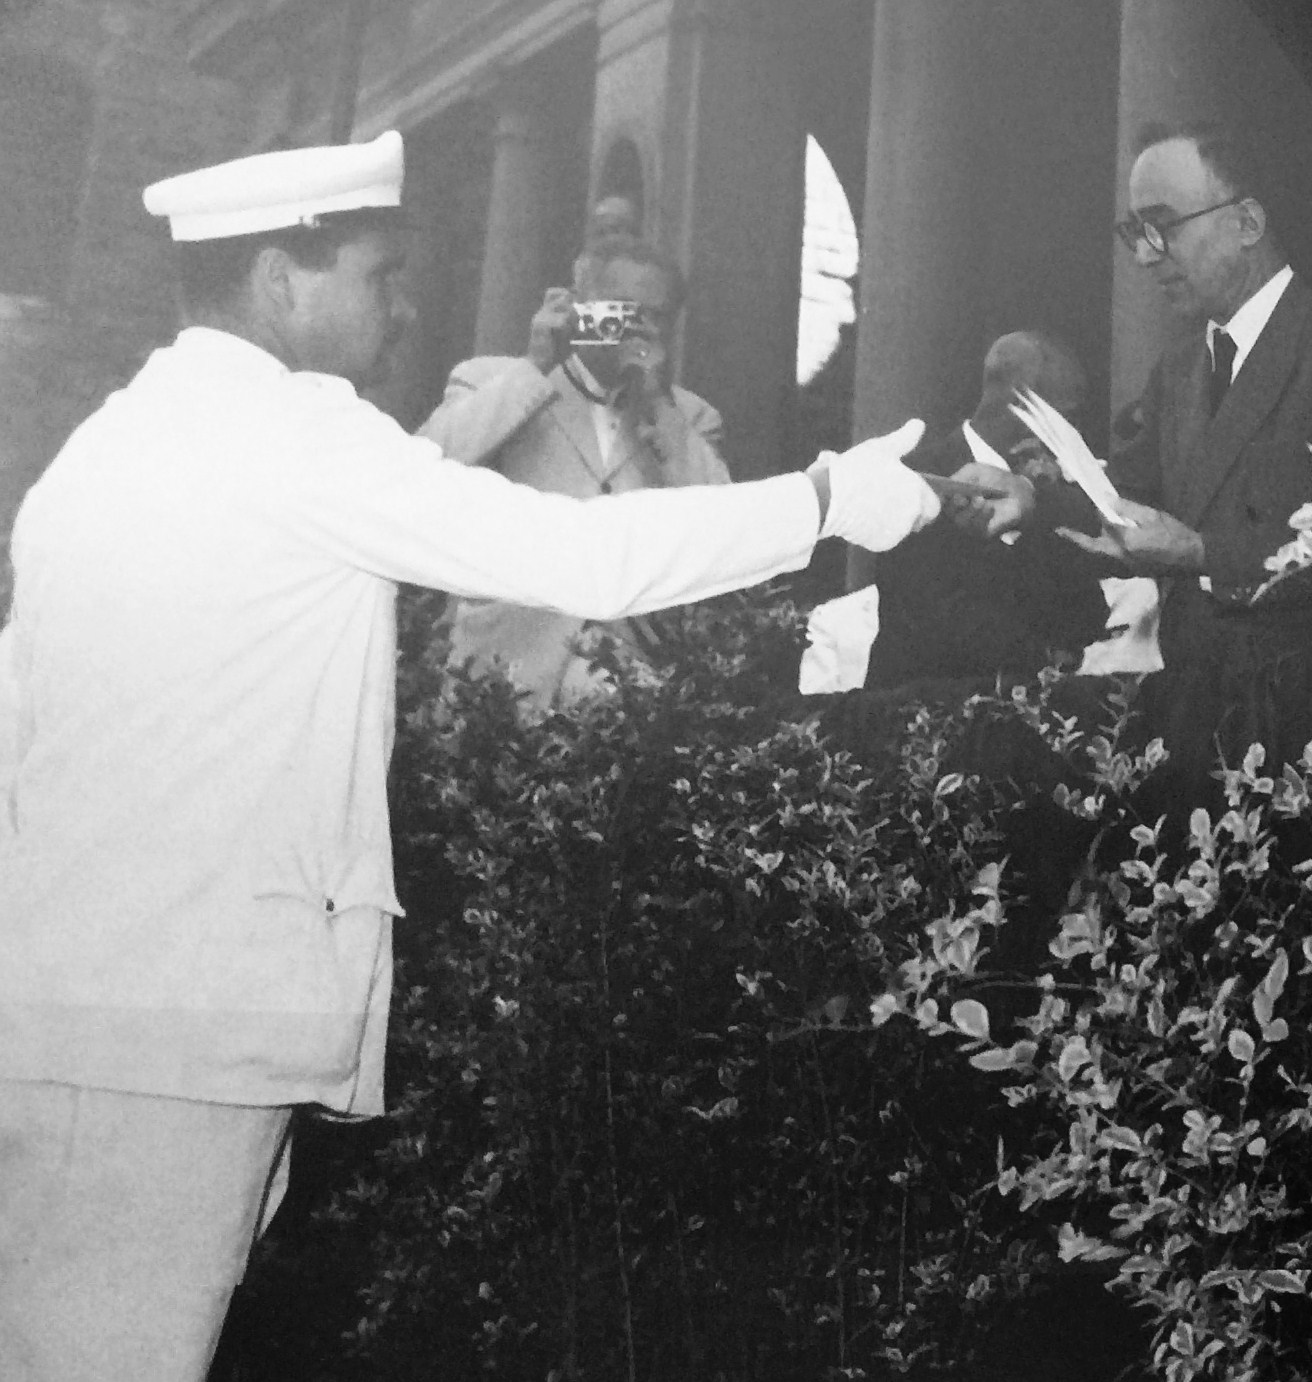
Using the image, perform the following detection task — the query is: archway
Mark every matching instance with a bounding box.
[797,135,858,387]
[594,136,645,234]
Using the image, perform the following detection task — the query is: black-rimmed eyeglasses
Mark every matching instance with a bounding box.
[1114,197,1244,256]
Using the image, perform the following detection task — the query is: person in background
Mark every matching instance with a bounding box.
[587,192,641,239]
[865,329,1108,691]
[851,332,1110,961]
[421,233,731,708]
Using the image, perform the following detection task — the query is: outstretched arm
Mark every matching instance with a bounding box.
[298,391,937,620]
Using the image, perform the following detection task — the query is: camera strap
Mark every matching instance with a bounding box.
[562,357,612,407]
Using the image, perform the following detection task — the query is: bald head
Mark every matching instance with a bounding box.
[588,194,641,240]
[981,332,1084,414]
[973,331,1086,452]
[969,331,1086,457]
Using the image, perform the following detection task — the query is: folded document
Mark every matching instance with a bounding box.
[1009,388,1135,528]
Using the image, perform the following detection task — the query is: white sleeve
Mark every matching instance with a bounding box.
[289,382,821,619]
[0,621,26,840]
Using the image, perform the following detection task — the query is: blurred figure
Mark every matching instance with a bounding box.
[865,329,1107,690]
[849,334,1107,979]
[587,192,641,239]
[420,233,730,708]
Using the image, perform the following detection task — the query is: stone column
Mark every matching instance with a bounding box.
[661,0,808,479]
[849,0,1120,590]
[851,3,985,443]
[845,3,991,591]
[472,74,554,357]
[590,0,808,480]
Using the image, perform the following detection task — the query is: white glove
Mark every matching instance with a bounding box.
[808,419,939,551]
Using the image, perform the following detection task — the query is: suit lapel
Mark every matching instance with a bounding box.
[606,415,661,489]
[546,363,607,479]
[1160,340,1210,517]
[1179,276,1312,526]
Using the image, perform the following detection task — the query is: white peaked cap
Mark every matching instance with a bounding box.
[143,130,404,242]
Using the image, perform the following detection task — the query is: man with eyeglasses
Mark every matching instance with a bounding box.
[422,233,730,709]
[978,119,1312,820]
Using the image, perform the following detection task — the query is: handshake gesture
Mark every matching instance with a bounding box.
[807,423,1030,553]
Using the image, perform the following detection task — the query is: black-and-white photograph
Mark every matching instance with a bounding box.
[3,3,1312,1380]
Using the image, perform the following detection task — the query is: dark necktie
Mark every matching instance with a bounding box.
[1209,329,1236,417]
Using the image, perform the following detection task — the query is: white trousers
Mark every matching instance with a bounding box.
[0,1080,292,1382]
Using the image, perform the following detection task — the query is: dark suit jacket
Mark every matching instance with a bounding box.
[1101,273,1312,801]
[867,426,1107,689]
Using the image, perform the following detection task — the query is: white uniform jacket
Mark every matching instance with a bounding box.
[0,328,819,1110]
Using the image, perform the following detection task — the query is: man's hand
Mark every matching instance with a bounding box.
[809,419,940,551]
[526,287,575,375]
[1007,437,1064,486]
[1056,497,1205,572]
[615,335,672,417]
[619,338,688,466]
[942,462,1036,538]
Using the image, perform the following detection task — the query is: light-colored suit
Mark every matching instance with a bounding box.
[420,355,730,706]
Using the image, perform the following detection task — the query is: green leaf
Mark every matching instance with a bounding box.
[1227,1028,1256,1064]
[1256,1269,1308,1293]
[951,999,990,1040]
[915,999,941,1030]
[969,1046,1016,1072]
[1188,807,1213,849]
[1057,1223,1126,1263]
[1098,1125,1143,1153]
[869,993,899,1027]
[1057,1036,1091,1082]
[1253,948,1289,1030]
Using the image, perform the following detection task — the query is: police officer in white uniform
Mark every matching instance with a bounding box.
[0,130,938,1381]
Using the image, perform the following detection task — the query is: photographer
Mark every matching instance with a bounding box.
[420,233,730,708]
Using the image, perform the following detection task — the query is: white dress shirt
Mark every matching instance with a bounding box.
[960,419,1008,472]
[961,420,1020,545]
[0,327,822,1110]
[1210,263,1293,379]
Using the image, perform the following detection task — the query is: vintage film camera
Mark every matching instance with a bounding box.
[569,299,645,347]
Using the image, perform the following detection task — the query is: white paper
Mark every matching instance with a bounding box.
[798,586,881,694]
[1009,388,1135,528]
[1077,576,1163,676]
